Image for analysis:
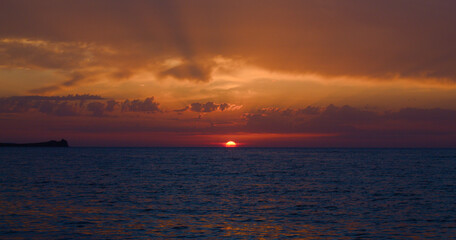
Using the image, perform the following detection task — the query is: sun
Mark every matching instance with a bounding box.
[225,140,237,147]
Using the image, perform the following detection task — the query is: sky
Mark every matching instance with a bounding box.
[1,0,456,147]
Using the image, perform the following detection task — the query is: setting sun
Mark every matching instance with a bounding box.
[225,141,237,147]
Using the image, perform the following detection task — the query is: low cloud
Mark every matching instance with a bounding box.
[387,107,456,124]
[174,102,242,113]
[0,95,161,116]
[87,102,105,116]
[2,98,456,146]
[121,97,161,113]
[244,105,456,135]
[0,94,101,114]
[105,100,118,112]
[190,102,218,112]
[6,94,103,101]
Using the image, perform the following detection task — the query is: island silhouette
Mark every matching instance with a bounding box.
[0,139,69,147]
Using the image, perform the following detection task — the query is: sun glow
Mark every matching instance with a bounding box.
[225,141,237,147]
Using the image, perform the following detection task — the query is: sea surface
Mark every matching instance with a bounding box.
[0,148,455,239]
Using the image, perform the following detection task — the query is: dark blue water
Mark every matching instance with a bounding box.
[0,148,455,239]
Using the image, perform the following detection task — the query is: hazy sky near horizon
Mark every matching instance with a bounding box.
[1,0,456,147]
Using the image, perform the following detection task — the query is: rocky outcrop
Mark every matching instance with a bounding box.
[0,139,69,147]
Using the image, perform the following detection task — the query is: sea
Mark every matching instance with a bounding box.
[0,147,455,239]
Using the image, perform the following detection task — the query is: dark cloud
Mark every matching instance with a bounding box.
[219,103,229,111]
[158,62,212,82]
[29,71,95,94]
[109,70,134,81]
[6,94,104,101]
[185,102,238,113]
[2,99,456,146]
[1,0,455,84]
[243,106,322,132]
[190,102,218,112]
[33,100,80,116]
[305,105,379,132]
[297,106,321,115]
[0,95,84,115]
[53,102,79,116]
[244,105,456,136]
[121,97,160,113]
[0,95,160,116]
[105,100,118,112]
[0,98,32,113]
[0,94,98,113]
[388,108,456,123]
[87,102,105,116]
[173,106,189,113]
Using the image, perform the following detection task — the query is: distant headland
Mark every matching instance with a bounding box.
[0,139,69,147]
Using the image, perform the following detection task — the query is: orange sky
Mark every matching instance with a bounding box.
[1,0,456,147]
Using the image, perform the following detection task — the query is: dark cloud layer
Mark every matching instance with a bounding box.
[184,102,236,113]
[6,94,103,101]
[190,102,220,113]
[0,94,101,114]
[1,0,456,87]
[121,98,160,113]
[0,95,160,116]
[2,97,456,146]
[244,105,456,137]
